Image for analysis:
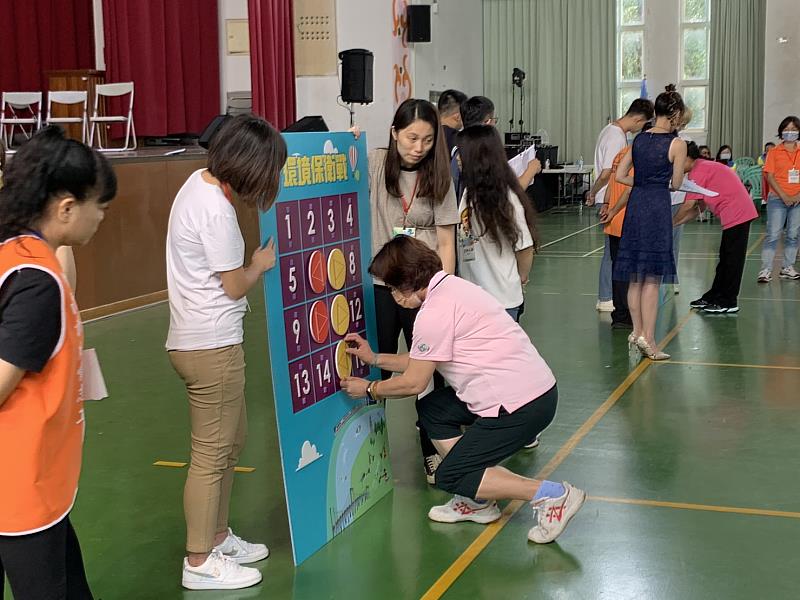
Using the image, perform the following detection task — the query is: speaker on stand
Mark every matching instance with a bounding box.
[338,49,374,127]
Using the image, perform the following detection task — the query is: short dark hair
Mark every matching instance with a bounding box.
[369,235,443,293]
[460,96,495,128]
[207,114,287,212]
[686,141,701,160]
[765,141,776,149]
[625,98,654,120]
[698,145,710,154]
[437,89,467,117]
[384,99,451,202]
[715,145,733,161]
[777,115,800,137]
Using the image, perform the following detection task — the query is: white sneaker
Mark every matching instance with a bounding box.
[596,300,614,312]
[757,269,772,283]
[182,550,262,590]
[779,266,800,280]
[214,528,269,564]
[528,481,586,544]
[428,495,502,524]
[524,436,540,449]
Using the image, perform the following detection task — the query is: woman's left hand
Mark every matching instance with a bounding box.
[340,377,370,399]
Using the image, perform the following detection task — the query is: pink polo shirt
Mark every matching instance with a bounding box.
[409,272,556,417]
[686,159,758,230]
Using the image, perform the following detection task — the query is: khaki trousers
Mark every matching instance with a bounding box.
[168,344,247,553]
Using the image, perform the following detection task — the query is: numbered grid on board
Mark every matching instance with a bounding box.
[276,194,371,413]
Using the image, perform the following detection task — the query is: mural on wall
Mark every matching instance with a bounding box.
[391,0,412,107]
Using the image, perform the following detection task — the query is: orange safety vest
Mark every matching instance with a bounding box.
[0,235,84,535]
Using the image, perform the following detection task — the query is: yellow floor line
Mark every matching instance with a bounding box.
[420,312,694,600]
[152,461,256,472]
[656,360,800,371]
[746,232,766,255]
[590,495,800,520]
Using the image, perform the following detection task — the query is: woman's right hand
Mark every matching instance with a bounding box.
[349,125,361,140]
[599,208,614,224]
[251,238,276,273]
[344,333,375,365]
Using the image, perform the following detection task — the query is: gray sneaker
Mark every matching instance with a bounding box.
[779,266,800,280]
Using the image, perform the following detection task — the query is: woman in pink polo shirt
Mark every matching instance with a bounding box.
[340,235,586,544]
[673,142,758,313]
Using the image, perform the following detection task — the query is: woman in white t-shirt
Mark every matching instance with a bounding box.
[456,125,537,322]
[166,115,286,591]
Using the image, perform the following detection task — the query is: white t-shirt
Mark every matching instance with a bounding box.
[166,170,248,351]
[457,189,533,308]
[593,123,627,204]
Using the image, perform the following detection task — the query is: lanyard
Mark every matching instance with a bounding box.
[785,145,800,170]
[400,172,421,218]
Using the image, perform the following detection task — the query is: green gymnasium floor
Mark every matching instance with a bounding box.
[7,208,800,599]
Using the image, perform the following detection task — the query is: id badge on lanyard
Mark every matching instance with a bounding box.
[789,169,800,185]
[395,172,420,238]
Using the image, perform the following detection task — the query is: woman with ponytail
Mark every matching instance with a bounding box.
[613,85,687,360]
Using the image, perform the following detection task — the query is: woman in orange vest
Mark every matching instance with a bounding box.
[0,127,116,600]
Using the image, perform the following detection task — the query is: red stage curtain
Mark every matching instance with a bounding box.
[0,0,94,93]
[102,0,220,136]
[248,0,296,130]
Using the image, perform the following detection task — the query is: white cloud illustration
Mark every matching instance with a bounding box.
[296,440,322,471]
[323,140,339,154]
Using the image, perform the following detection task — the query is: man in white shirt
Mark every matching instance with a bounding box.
[586,99,654,312]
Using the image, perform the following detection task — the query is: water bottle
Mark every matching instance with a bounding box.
[545,158,550,170]
[577,155,584,169]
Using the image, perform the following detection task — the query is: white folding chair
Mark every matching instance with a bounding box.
[46,91,89,142]
[1,92,43,149]
[89,82,136,152]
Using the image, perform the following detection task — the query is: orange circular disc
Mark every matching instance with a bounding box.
[309,300,330,344]
[308,250,326,293]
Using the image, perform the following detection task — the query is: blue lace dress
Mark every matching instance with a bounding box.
[613,132,678,284]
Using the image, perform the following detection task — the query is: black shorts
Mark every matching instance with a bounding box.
[417,384,558,498]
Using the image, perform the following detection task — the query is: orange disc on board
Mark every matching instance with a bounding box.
[309,300,329,344]
[308,250,326,293]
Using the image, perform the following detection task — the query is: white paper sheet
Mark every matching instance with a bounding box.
[82,348,108,401]
[680,178,719,197]
[508,144,538,178]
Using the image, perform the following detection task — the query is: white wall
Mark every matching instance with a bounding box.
[409,0,484,102]
[218,0,252,113]
[763,0,800,143]
[295,0,395,149]
[296,0,484,149]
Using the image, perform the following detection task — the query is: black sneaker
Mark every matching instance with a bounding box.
[702,304,739,314]
[611,320,634,329]
[690,298,710,309]
[424,454,441,485]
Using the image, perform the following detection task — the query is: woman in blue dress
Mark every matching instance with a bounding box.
[614,85,687,360]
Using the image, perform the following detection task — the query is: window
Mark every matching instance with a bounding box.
[680,0,710,131]
[616,0,644,115]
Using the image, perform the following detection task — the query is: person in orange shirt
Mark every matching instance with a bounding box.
[600,145,633,329]
[0,127,116,599]
[758,116,800,282]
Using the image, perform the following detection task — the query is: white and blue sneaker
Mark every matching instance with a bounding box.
[214,528,270,564]
[182,550,262,590]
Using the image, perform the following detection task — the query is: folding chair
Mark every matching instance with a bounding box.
[46,91,88,143]
[1,92,43,149]
[89,82,136,151]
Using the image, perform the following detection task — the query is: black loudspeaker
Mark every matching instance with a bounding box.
[338,49,374,104]
[282,116,329,133]
[198,115,231,149]
[406,5,431,43]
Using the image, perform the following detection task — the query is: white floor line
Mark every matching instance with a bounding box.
[540,222,601,248]
[83,299,168,325]
[581,245,605,257]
